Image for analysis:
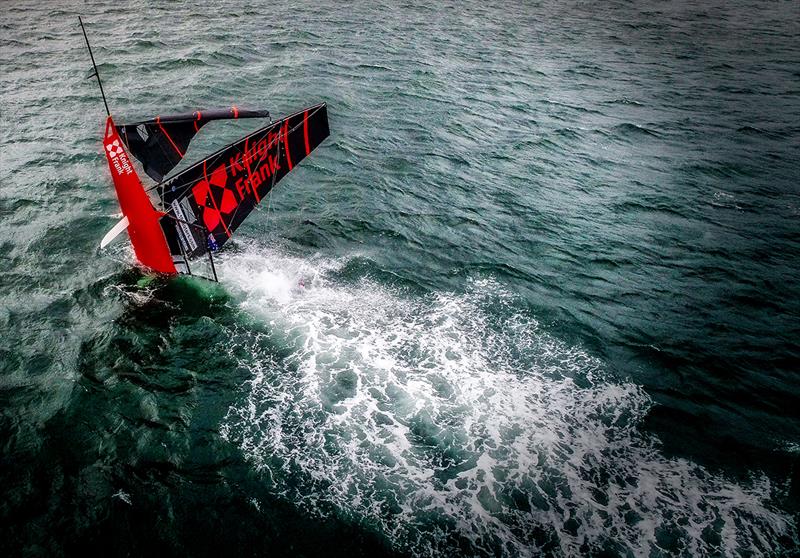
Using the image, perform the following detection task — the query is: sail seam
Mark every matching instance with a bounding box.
[156,116,185,157]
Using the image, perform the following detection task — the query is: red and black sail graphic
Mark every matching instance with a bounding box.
[158,102,329,262]
[117,107,270,182]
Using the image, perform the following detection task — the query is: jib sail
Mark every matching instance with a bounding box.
[117,107,270,182]
[158,102,329,272]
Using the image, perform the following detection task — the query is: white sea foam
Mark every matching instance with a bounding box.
[219,241,797,557]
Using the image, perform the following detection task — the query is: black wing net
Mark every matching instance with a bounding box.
[117,107,270,182]
[157,102,329,272]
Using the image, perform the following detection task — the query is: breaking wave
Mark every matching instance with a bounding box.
[218,241,796,557]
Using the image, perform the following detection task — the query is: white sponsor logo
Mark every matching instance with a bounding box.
[171,200,199,253]
[105,138,133,176]
[106,139,124,158]
[180,197,196,223]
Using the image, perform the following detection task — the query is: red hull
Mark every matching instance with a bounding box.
[103,116,177,275]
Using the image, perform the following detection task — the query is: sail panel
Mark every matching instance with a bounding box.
[117,107,270,182]
[158,102,329,261]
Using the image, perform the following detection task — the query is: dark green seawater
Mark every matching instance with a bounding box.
[1,1,799,556]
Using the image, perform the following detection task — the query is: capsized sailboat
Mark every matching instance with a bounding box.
[81,17,329,281]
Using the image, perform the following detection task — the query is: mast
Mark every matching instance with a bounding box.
[78,16,110,116]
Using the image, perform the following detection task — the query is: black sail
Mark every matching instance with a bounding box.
[158,102,329,265]
[117,107,270,182]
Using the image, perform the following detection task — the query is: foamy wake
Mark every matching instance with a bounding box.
[218,242,796,557]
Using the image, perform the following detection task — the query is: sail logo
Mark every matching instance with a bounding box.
[106,140,125,158]
[171,200,199,253]
[105,138,134,176]
[192,164,236,233]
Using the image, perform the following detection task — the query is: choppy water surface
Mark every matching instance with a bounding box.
[1,1,799,556]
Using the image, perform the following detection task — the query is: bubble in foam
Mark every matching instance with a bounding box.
[218,243,798,557]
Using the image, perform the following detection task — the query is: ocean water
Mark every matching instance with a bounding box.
[1,0,799,556]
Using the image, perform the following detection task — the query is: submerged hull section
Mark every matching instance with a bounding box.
[103,116,177,275]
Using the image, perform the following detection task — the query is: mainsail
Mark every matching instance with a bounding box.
[157,102,329,273]
[117,107,270,181]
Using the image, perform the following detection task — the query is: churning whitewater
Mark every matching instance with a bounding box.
[2,0,799,555]
[218,240,792,556]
